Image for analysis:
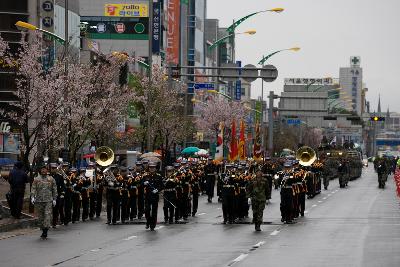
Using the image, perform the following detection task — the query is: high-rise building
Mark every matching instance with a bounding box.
[339,56,363,115]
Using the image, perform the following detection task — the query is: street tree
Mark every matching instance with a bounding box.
[0,33,66,167]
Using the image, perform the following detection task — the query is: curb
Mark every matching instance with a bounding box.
[0,206,37,233]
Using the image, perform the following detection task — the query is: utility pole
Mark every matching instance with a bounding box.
[146,0,154,151]
[64,0,69,149]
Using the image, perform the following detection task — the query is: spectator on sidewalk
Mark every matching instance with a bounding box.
[8,162,29,219]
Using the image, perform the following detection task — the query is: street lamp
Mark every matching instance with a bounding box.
[15,21,65,44]
[208,30,256,50]
[226,8,284,33]
[257,47,300,154]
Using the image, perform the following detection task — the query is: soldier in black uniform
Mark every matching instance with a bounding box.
[50,163,66,227]
[119,167,129,223]
[87,162,97,220]
[136,162,145,219]
[163,166,177,224]
[142,162,164,230]
[71,168,82,223]
[127,164,141,220]
[190,163,201,216]
[204,158,217,203]
[174,163,184,222]
[221,164,236,224]
[280,162,295,224]
[236,165,249,219]
[79,168,90,222]
[63,165,75,225]
[105,165,120,225]
[95,165,105,218]
[180,160,191,220]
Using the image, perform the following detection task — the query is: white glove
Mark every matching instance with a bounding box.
[60,195,65,199]
[248,198,252,206]
[152,189,158,194]
[144,181,149,186]
[31,197,35,205]
[52,200,57,207]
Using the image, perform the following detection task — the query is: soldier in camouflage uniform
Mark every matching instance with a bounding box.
[31,164,58,239]
[246,168,269,231]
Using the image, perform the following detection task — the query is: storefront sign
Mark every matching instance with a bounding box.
[104,4,148,18]
[152,1,161,54]
[166,0,180,64]
[0,122,11,133]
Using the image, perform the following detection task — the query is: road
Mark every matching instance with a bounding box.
[1,166,399,267]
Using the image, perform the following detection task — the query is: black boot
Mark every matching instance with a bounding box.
[255,224,261,231]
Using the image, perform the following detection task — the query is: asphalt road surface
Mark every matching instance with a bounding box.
[1,166,399,267]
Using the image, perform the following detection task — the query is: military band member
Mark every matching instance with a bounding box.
[280,162,294,224]
[79,168,90,222]
[106,165,120,225]
[190,164,201,217]
[50,163,66,227]
[204,158,217,203]
[63,165,75,225]
[119,167,129,223]
[71,168,82,223]
[87,162,97,220]
[127,165,141,220]
[31,163,58,239]
[136,162,145,219]
[163,166,177,224]
[95,165,105,218]
[221,164,236,224]
[142,162,163,230]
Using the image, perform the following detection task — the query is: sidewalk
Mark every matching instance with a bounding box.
[0,178,37,234]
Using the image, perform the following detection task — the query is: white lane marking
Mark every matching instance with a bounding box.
[154,226,165,230]
[232,253,249,262]
[217,208,221,210]
[253,241,266,248]
[323,197,327,200]
[312,204,317,208]
[318,201,322,203]
[270,230,280,236]
[304,210,309,214]
[123,236,137,241]
[328,194,332,197]
[198,213,206,216]
[90,248,101,252]
[332,191,336,194]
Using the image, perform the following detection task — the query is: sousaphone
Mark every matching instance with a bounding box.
[296,146,317,167]
[95,146,114,167]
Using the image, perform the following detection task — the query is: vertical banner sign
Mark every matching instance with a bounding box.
[40,0,54,32]
[166,0,180,64]
[235,61,242,100]
[215,122,224,161]
[152,1,161,54]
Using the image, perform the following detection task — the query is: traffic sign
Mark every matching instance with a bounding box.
[241,64,258,83]
[287,119,301,125]
[188,83,215,90]
[261,65,278,82]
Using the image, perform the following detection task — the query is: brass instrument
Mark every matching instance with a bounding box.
[296,146,317,167]
[95,146,114,167]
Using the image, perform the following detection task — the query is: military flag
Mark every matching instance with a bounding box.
[238,120,246,161]
[253,121,262,161]
[228,120,238,162]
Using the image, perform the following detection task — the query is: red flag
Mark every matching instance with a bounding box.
[229,120,238,162]
[238,120,246,161]
[253,122,262,161]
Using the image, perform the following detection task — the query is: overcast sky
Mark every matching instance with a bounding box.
[207,0,400,112]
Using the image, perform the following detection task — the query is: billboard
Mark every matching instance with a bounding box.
[166,0,180,64]
[3,134,19,154]
[104,3,148,18]
[284,77,333,85]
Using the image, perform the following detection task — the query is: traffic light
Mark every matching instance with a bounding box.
[370,116,385,122]
[171,64,180,79]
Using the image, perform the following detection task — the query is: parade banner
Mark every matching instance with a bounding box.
[238,120,246,161]
[253,122,262,161]
[228,120,238,162]
[215,122,224,161]
[166,0,180,64]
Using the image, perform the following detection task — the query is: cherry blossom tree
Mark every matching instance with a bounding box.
[195,96,247,140]
[0,32,66,167]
